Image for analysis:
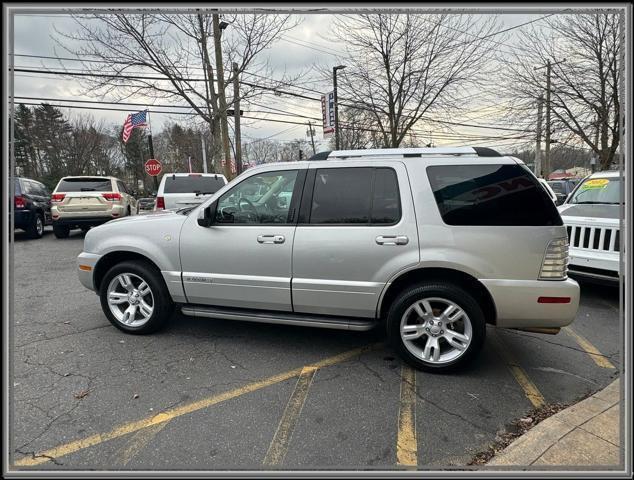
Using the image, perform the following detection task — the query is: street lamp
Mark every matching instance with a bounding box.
[333,65,346,150]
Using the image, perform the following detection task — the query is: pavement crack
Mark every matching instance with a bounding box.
[15,448,63,466]
[501,329,621,361]
[16,324,112,348]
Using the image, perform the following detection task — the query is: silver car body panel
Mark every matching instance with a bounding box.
[81,211,188,300]
[292,160,419,317]
[179,163,308,311]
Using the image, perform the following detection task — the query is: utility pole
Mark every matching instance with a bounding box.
[232,62,243,175]
[535,58,565,180]
[307,121,316,155]
[592,115,599,173]
[197,12,221,170]
[333,65,346,150]
[212,14,232,180]
[201,134,208,174]
[545,60,552,179]
[535,95,543,177]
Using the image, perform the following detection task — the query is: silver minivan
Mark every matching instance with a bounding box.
[78,147,579,372]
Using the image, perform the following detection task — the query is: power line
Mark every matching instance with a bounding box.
[12,67,534,134]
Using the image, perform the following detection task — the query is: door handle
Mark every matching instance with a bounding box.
[257,234,285,244]
[376,235,409,246]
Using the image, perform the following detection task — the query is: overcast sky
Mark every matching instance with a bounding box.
[12,10,544,153]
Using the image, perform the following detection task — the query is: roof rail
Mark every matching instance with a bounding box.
[328,147,502,159]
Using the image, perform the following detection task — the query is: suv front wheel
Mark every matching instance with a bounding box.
[99,260,173,334]
[387,282,485,372]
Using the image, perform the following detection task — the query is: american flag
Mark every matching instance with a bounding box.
[122,110,147,143]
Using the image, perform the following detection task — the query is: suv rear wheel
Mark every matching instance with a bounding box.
[100,260,173,334]
[53,224,70,239]
[26,213,44,239]
[386,282,485,372]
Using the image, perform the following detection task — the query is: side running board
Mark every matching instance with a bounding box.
[181,304,376,332]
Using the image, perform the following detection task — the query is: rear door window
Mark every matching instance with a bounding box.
[308,167,401,225]
[427,164,562,226]
[163,175,226,194]
[56,178,113,192]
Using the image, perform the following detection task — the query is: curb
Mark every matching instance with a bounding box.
[487,378,621,467]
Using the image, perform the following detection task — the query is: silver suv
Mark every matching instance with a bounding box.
[77,147,579,371]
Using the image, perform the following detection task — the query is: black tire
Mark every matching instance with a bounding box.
[80,226,91,233]
[26,213,45,239]
[52,224,70,239]
[386,282,486,373]
[99,260,173,334]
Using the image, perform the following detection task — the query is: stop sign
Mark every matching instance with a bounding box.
[144,159,162,177]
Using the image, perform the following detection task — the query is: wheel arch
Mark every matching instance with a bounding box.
[377,267,497,325]
[93,250,163,292]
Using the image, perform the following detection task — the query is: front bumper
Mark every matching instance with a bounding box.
[481,278,580,329]
[77,252,102,292]
[568,247,620,280]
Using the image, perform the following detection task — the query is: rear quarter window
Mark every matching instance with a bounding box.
[426,164,562,226]
[163,176,226,194]
[56,178,113,192]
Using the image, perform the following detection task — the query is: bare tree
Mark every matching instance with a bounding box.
[243,138,279,164]
[330,107,373,150]
[66,114,115,176]
[329,14,500,148]
[54,12,300,170]
[501,13,623,170]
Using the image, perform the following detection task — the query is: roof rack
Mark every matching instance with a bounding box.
[327,146,502,159]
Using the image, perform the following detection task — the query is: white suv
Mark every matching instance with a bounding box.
[558,170,622,283]
[51,176,137,238]
[155,173,227,211]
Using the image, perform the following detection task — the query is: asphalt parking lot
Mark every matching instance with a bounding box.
[10,227,621,470]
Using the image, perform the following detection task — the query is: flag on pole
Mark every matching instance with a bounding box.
[122,110,148,143]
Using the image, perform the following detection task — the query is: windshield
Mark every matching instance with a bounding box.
[163,175,225,194]
[568,177,622,204]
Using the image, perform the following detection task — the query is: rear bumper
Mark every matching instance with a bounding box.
[52,205,125,226]
[481,278,580,329]
[14,209,34,229]
[77,252,102,292]
[53,216,114,228]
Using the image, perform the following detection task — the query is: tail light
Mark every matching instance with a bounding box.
[15,195,26,209]
[539,237,569,280]
[102,192,122,202]
[155,196,165,210]
[51,193,66,203]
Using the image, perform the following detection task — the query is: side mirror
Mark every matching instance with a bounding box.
[197,201,216,227]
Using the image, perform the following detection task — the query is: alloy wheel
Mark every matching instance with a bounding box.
[399,297,473,364]
[106,273,154,327]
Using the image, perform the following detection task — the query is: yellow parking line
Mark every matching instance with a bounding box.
[564,326,616,369]
[116,421,170,466]
[14,345,375,467]
[396,365,418,468]
[263,366,317,466]
[490,333,545,408]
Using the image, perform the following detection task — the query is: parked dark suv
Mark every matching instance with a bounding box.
[13,177,52,239]
[547,179,578,205]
